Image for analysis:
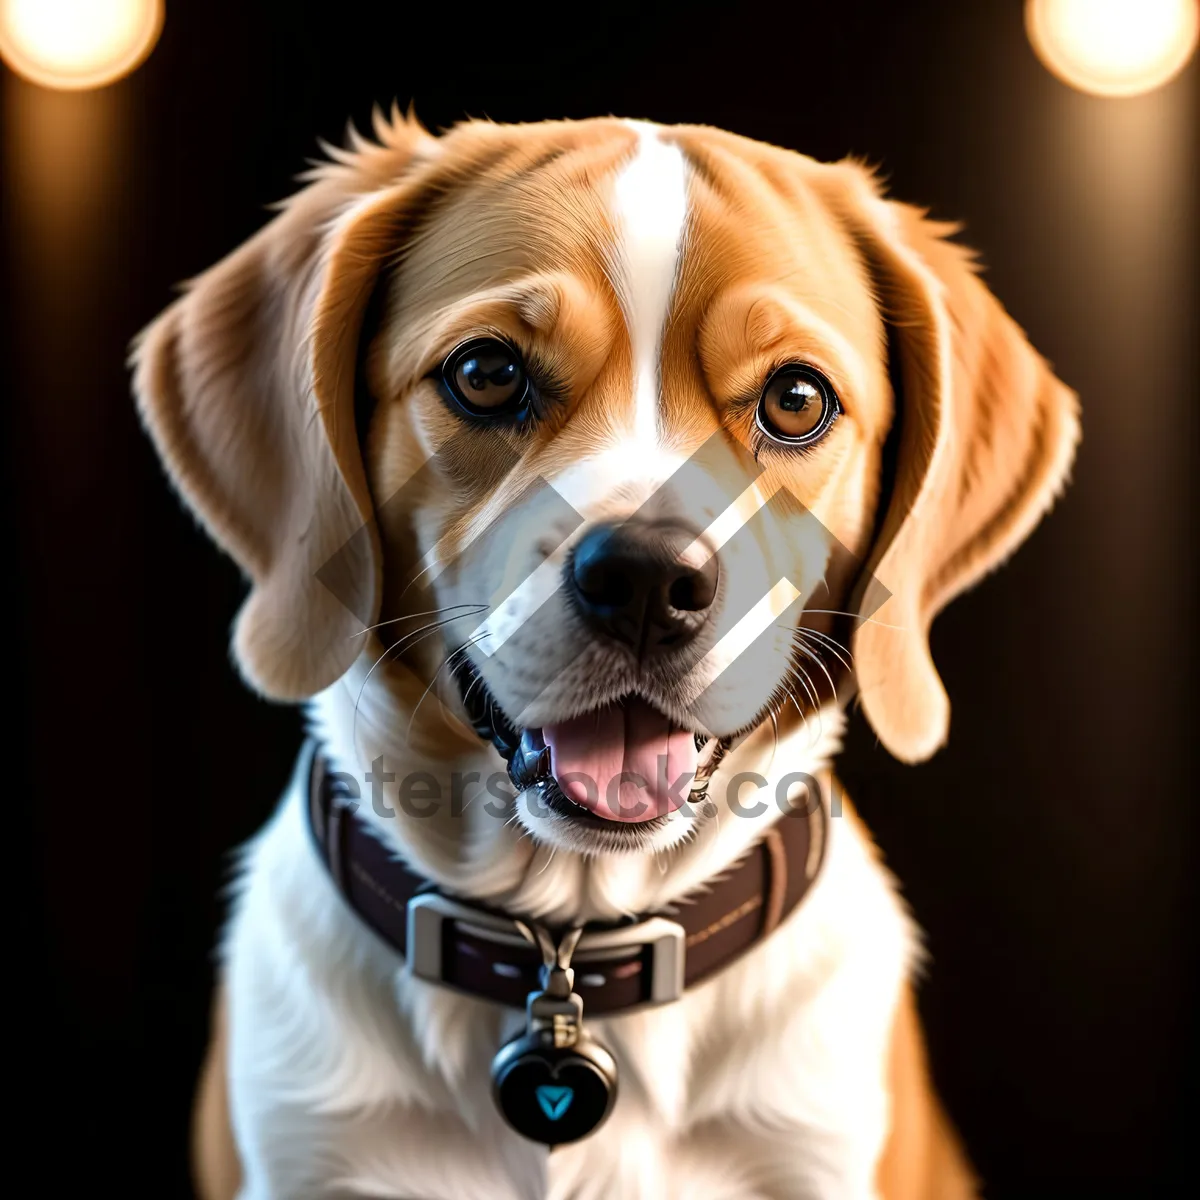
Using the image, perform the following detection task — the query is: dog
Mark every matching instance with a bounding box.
[133,113,1078,1199]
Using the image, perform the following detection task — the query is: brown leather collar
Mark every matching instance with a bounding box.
[305,740,828,1015]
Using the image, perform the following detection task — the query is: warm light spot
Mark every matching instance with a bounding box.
[1027,0,1199,97]
[0,0,162,91]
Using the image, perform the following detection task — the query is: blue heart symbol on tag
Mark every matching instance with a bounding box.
[535,1084,574,1121]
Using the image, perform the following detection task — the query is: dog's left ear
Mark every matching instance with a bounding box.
[828,165,1080,763]
[132,117,438,700]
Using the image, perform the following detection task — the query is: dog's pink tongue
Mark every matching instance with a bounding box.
[542,699,698,822]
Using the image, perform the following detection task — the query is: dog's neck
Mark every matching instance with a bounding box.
[306,645,844,926]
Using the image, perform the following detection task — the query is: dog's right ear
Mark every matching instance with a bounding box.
[132,113,438,700]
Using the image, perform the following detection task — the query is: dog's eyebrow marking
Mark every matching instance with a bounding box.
[608,121,689,449]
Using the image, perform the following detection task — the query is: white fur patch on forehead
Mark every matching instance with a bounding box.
[607,122,689,448]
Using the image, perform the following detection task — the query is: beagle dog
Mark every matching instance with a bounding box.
[134,114,1078,1199]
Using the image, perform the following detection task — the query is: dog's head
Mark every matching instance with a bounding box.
[133,115,1077,857]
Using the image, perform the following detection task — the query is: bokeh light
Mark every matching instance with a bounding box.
[1027,0,1198,97]
[0,0,163,91]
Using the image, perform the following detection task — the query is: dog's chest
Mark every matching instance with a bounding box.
[228,780,911,1199]
[368,950,894,1200]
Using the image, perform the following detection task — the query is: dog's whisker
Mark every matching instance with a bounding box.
[781,621,854,672]
[794,639,840,702]
[789,666,826,748]
[794,624,855,671]
[791,667,827,751]
[799,608,909,632]
[397,549,468,603]
[788,661,821,714]
[462,671,486,709]
[806,673,827,748]
[352,612,486,749]
[435,662,489,744]
[780,680,818,749]
[404,633,490,747]
[796,622,854,661]
[350,603,487,639]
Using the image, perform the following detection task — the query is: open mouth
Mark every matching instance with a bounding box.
[453,659,729,833]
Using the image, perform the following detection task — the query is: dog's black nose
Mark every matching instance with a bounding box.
[568,519,719,655]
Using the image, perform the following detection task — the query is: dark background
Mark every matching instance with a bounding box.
[4,1,1195,1194]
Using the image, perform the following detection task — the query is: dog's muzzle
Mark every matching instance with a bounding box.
[452,657,730,829]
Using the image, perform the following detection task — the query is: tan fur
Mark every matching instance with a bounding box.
[130,114,1078,1198]
[822,173,1080,762]
[875,984,979,1200]
[193,981,241,1200]
[131,115,439,699]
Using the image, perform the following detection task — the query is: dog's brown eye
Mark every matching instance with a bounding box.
[756,365,840,446]
[441,338,531,419]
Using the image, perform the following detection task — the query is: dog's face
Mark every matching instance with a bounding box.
[363,122,891,852]
[133,116,1078,858]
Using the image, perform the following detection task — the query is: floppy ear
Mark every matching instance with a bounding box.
[131,115,437,700]
[834,166,1080,763]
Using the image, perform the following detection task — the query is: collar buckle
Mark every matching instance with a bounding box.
[407,892,686,1006]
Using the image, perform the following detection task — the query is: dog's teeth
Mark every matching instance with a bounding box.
[695,735,721,772]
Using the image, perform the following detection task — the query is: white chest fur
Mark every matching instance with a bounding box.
[220,678,916,1200]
